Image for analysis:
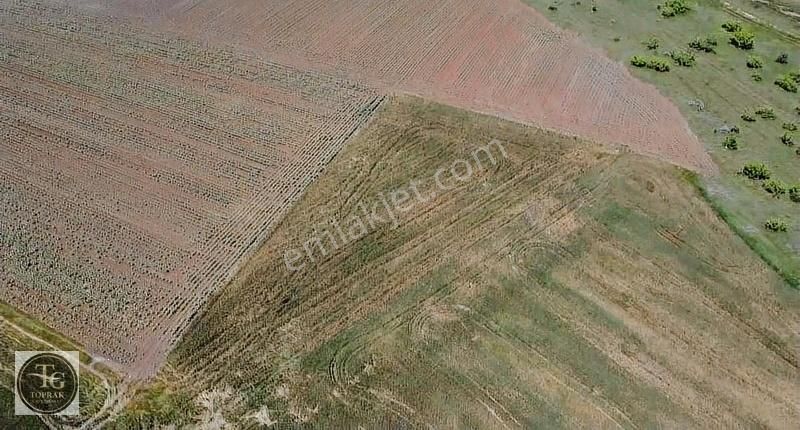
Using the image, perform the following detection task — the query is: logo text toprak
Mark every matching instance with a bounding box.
[15,351,80,416]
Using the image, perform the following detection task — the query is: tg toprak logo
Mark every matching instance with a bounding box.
[15,351,80,416]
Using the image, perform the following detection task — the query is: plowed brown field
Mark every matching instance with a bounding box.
[113,0,714,172]
[0,1,382,378]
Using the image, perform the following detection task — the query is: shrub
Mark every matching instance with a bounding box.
[631,55,648,67]
[660,0,691,17]
[782,122,798,131]
[755,106,776,119]
[741,111,756,122]
[746,55,763,68]
[741,162,771,180]
[648,57,671,72]
[775,74,799,92]
[730,29,755,49]
[764,218,789,232]
[789,185,800,202]
[630,55,671,72]
[723,135,739,150]
[722,20,742,32]
[645,37,660,50]
[669,49,696,67]
[763,179,788,197]
[782,132,795,146]
[689,36,717,53]
[752,73,763,82]
[777,53,789,64]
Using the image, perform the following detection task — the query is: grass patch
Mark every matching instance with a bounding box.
[683,171,798,288]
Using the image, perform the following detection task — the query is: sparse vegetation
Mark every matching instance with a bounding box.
[746,55,763,69]
[730,29,755,50]
[751,73,763,82]
[776,53,789,64]
[765,218,789,232]
[781,132,795,146]
[782,122,797,131]
[741,162,771,180]
[763,179,788,197]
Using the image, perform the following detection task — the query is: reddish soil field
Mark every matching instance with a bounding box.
[1,0,714,380]
[130,0,715,172]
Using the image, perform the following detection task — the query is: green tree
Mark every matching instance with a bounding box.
[660,0,691,17]
[763,179,788,197]
[764,218,789,232]
[670,49,696,67]
[722,20,742,32]
[746,55,763,69]
[730,29,755,49]
[789,185,800,203]
[741,162,771,180]
[723,135,739,150]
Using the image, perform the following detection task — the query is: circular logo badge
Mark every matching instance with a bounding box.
[16,353,78,414]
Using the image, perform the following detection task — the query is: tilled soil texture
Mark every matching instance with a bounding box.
[107,0,714,172]
[0,1,382,378]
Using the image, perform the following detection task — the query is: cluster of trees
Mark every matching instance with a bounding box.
[722,21,755,49]
[635,10,798,236]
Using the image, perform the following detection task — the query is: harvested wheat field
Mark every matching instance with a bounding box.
[121,97,798,429]
[0,0,382,378]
